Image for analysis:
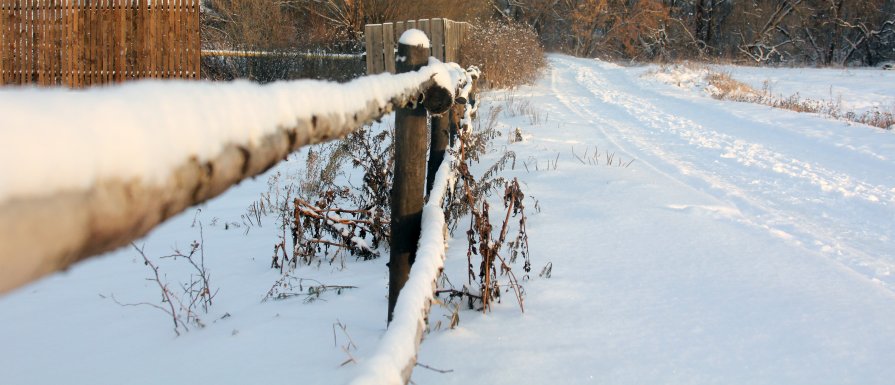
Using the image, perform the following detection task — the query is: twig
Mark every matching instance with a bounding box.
[416,362,454,374]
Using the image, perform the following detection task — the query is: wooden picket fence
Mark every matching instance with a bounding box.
[365,18,469,75]
[0,0,200,88]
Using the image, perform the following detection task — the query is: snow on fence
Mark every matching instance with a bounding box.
[0,0,201,88]
[0,28,479,385]
[0,32,469,296]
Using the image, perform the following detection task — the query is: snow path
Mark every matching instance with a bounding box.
[415,55,895,384]
[550,55,895,290]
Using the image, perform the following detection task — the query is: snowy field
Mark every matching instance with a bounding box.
[2,54,895,384]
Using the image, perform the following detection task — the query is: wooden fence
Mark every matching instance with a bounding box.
[0,0,200,88]
[365,18,469,75]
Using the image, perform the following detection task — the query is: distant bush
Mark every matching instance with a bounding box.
[461,20,546,89]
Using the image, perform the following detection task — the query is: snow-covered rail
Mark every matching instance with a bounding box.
[0,56,460,295]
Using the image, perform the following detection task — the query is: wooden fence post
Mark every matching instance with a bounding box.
[389,33,430,324]
[427,113,450,195]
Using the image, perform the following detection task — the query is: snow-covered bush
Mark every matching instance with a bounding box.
[461,20,546,89]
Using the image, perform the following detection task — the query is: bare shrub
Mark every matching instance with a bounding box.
[110,218,217,336]
[704,70,894,130]
[461,20,546,89]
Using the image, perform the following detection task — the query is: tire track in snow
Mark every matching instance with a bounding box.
[548,56,895,291]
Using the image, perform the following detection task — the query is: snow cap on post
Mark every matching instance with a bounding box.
[398,29,431,48]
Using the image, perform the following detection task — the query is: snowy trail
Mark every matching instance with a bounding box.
[416,55,895,385]
[548,55,895,290]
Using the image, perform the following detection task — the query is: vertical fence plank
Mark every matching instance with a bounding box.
[91,0,97,84]
[16,0,20,84]
[35,0,40,85]
[35,0,41,83]
[61,0,67,86]
[137,0,143,79]
[0,0,5,84]
[102,0,108,84]
[15,0,21,84]
[115,0,122,82]
[52,0,59,85]
[382,22,395,74]
[0,0,6,85]
[73,0,80,87]
[192,0,199,79]
[431,18,444,62]
[166,0,173,78]
[150,0,156,78]
[364,23,374,75]
[452,21,461,63]
[394,20,405,41]
[173,0,180,78]
[20,0,27,85]
[418,18,430,55]
[369,24,383,74]
[443,20,454,63]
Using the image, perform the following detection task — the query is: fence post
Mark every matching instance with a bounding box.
[388,32,430,324]
[427,114,450,195]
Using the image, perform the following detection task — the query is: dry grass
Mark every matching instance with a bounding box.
[706,71,894,130]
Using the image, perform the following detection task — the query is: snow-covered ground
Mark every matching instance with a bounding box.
[2,54,895,384]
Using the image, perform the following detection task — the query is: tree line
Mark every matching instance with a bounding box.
[496,0,895,66]
[201,0,895,67]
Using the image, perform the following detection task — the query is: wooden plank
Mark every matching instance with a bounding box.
[15,0,20,83]
[443,20,454,63]
[21,0,28,84]
[148,0,155,78]
[155,0,161,78]
[431,18,444,62]
[175,0,182,78]
[73,0,80,87]
[26,0,33,84]
[101,0,108,84]
[62,0,68,86]
[52,0,59,84]
[364,24,374,74]
[17,0,24,84]
[14,0,20,84]
[193,0,198,78]
[185,0,192,78]
[35,0,39,84]
[394,20,405,41]
[418,19,430,55]
[167,0,174,78]
[0,0,5,84]
[116,0,122,81]
[382,22,395,74]
[181,0,186,78]
[91,0,97,84]
[36,0,42,85]
[452,21,461,63]
[43,0,49,85]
